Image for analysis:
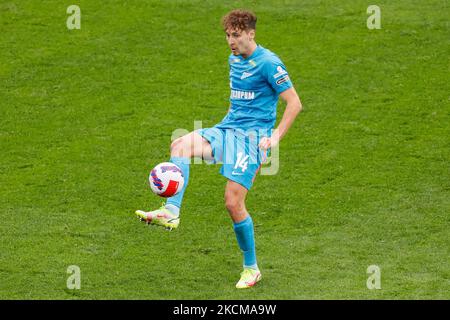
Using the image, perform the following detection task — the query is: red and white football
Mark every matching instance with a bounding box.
[148,162,185,197]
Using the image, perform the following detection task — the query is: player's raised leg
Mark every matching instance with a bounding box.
[225,180,261,288]
[136,132,213,230]
[166,131,213,213]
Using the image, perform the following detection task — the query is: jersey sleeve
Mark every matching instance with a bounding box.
[263,57,293,94]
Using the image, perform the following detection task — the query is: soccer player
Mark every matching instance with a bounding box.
[136,9,302,289]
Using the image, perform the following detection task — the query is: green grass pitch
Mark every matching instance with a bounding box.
[0,0,449,299]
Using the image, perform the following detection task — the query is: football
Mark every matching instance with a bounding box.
[149,162,185,197]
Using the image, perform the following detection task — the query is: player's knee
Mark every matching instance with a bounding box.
[225,194,244,214]
[170,138,182,152]
[170,136,191,157]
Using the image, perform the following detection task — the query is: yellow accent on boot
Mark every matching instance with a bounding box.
[135,204,179,230]
[236,268,261,289]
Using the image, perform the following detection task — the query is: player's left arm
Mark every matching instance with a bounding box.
[259,87,302,150]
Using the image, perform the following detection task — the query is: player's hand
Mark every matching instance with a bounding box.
[258,136,279,151]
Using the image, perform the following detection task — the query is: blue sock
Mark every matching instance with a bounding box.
[166,157,190,215]
[233,216,258,269]
[165,204,180,216]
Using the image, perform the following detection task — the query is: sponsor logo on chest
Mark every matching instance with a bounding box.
[230,89,255,100]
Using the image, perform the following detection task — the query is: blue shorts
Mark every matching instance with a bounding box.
[196,127,269,190]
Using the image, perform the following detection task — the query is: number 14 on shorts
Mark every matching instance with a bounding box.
[234,152,249,173]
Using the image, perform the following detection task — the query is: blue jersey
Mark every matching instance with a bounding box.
[215,45,293,131]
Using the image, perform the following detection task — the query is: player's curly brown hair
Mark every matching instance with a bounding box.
[222,9,257,31]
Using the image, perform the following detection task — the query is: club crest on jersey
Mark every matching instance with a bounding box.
[240,72,253,80]
[273,66,288,78]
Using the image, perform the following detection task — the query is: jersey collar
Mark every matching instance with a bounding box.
[240,44,262,61]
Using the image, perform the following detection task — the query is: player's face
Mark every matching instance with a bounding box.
[225,28,255,57]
